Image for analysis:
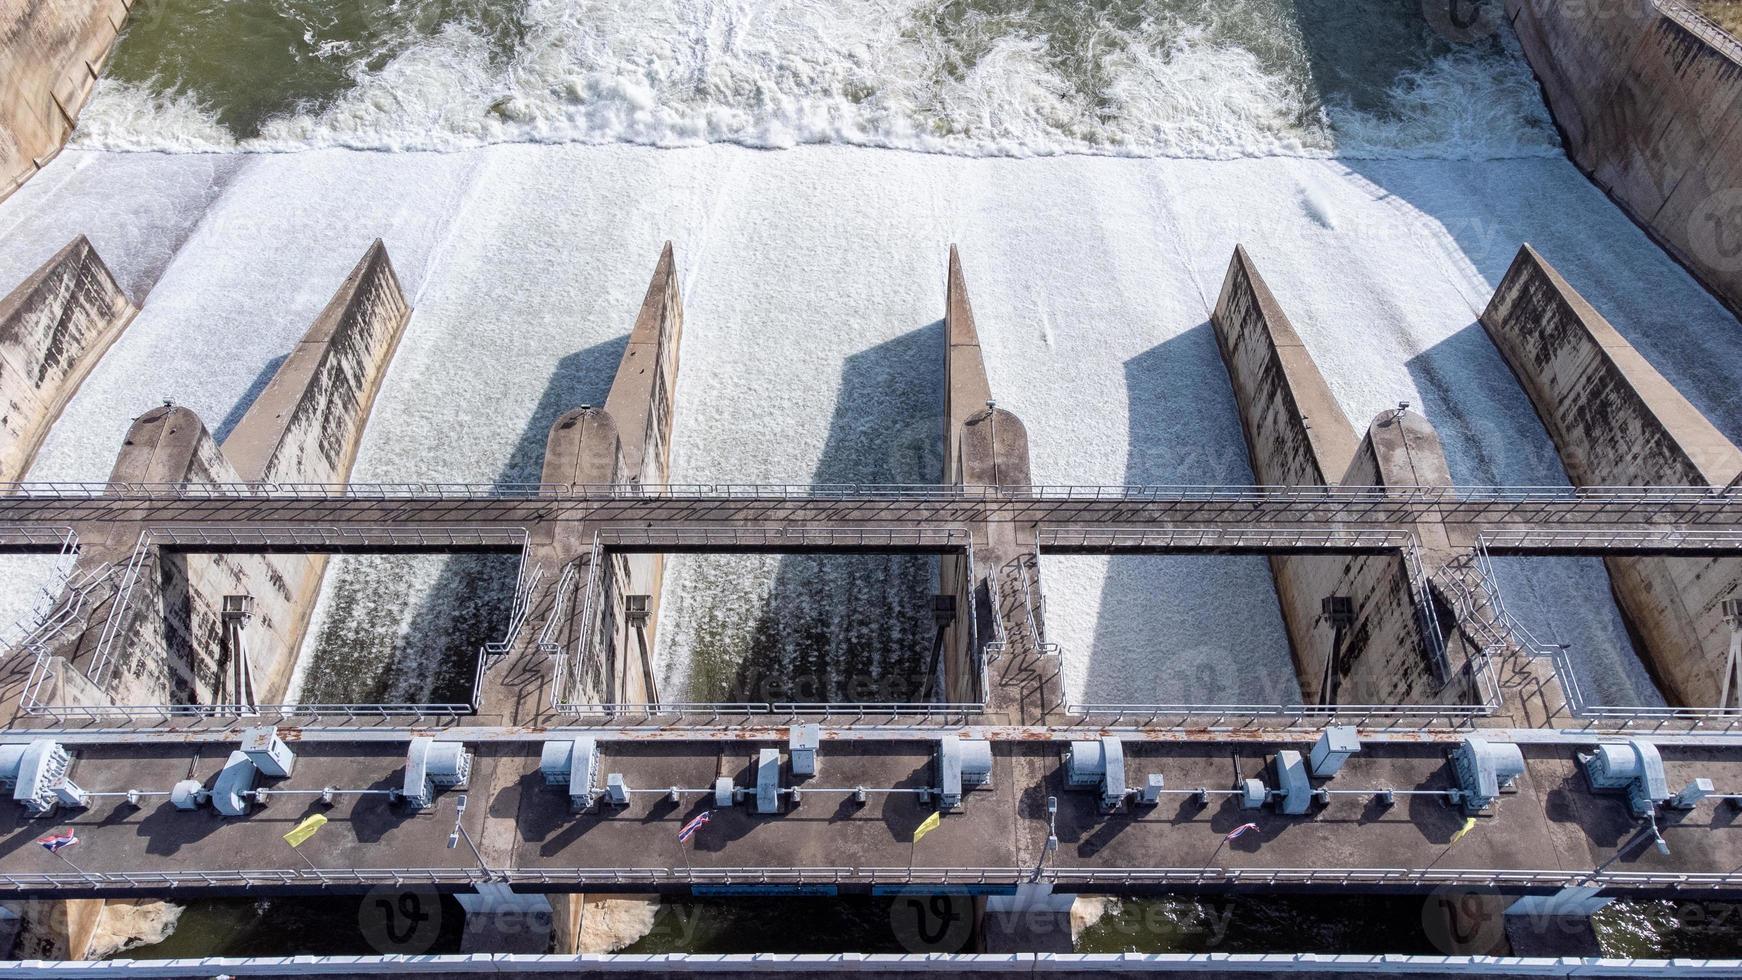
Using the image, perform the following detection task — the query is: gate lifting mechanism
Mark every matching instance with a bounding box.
[167,731,471,817]
[538,732,994,817]
[0,740,89,817]
[1579,738,1713,818]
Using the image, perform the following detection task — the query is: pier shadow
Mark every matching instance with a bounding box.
[298,335,627,705]
[214,353,288,444]
[681,322,945,704]
[1081,323,1299,706]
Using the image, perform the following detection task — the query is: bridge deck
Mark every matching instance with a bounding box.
[2,738,1737,895]
[4,488,1742,554]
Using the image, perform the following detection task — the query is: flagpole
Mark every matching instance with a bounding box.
[286,841,319,873]
[51,850,90,881]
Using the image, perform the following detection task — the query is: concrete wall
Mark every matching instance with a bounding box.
[1210,246,1449,706]
[1482,243,1742,707]
[0,0,131,201]
[0,236,137,482]
[1506,0,1742,316]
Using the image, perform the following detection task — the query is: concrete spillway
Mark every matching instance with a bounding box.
[3,146,1741,714]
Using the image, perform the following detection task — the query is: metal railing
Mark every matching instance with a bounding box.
[5,863,1742,892]
[596,526,967,550]
[9,479,1742,502]
[1662,0,1742,62]
[1038,527,1415,551]
[1479,528,1742,553]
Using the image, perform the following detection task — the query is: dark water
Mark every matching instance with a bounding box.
[113,895,469,959]
[110,893,1742,959]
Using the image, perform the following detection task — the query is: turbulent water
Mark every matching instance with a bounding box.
[86,0,1558,158]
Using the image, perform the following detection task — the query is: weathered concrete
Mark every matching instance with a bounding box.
[1210,247,1449,707]
[222,241,410,486]
[1482,244,1742,708]
[0,237,136,483]
[0,0,131,201]
[24,245,412,709]
[0,897,102,960]
[1506,0,1742,316]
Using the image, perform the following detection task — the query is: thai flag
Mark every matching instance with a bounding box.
[1224,822,1259,843]
[37,831,78,853]
[677,810,712,843]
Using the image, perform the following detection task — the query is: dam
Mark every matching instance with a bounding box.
[2,0,1742,973]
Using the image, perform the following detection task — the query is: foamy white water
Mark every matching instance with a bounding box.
[75,0,1558,161]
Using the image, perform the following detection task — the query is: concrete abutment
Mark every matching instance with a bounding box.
[0,0,131,202]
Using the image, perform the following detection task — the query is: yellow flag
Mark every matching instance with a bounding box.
[912,811,942,844]
[283,814,327,847]
[1448,816,1477,845]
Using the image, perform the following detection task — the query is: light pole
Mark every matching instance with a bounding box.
[446,793,493,879]
[1031,795,1058,883]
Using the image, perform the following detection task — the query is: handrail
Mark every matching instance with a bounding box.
[7,480,1742,502]
[5,863,1742,891]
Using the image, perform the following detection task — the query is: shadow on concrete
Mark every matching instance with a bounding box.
[213,353,289,444]
[1081,322,1298,706]
[299,335,628,705]
[685,323,945,704]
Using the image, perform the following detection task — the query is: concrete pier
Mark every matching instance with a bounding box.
[1482,244,1742,708]
[1505,0,1742,316]
[0,236,136,482]
[509,244,684,713]
[0,0,131,201]
[1210,246,1450,707]
[944,246,1054,721]
[21,243,411,710]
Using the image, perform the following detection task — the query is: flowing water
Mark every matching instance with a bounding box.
[2,0,1739,957]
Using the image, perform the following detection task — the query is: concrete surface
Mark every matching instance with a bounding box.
[1507,0,1742,318]
[0,236,136,483]
[0,0,130,202]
